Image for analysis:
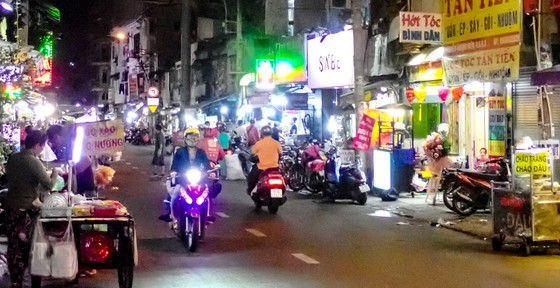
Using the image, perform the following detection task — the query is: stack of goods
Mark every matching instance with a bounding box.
[73,200,128,217]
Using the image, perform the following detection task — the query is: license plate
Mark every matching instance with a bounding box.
[271,189,283,198]
[359,184,370,193]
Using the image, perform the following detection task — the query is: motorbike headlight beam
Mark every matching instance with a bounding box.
[186,169,202,184]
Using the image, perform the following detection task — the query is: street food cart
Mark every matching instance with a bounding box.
[491,148,560,256]
[31,120,136,287]
[372,103,416,196]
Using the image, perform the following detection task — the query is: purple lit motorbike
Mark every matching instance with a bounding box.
[167,166,219,252]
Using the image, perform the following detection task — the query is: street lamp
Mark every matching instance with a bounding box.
[115,32,126,41]
[0,1,13,12]
[220,106,228,114]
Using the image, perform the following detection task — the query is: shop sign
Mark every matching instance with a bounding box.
[339,149,356,164]
[399,12,442,44]
[409,61,443,82]
[515,150,550,175]
[442,0,522,46]
[353,114,376,151]
[307,30,354,89]
[442,45,519,86]
[129,74,139,101]
[79,120,125,156]
[488,96,506,157]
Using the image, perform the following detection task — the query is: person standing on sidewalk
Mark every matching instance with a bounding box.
[152,124,166,177]
[5,130,59,288]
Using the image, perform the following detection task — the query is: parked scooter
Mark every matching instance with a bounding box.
[166,165,220,252]
[250,168,287,214]
[449,158,510,216]
[323,147,368,205]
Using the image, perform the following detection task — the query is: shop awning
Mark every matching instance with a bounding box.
[406,47,443,66]
[531,65,560,86]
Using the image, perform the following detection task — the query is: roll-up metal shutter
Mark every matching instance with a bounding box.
[544,86,560,138]
[513,67,540,141]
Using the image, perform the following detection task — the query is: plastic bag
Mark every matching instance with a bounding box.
[225,154,245,180]
[30,221,51,277]
[50,222,78,279]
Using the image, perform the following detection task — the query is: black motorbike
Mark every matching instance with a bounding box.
[323,148,368,205]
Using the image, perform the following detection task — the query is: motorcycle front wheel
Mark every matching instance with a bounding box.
[443,185,456,212]
[180,215,199,252]
[355,190,367,205]
[452,188,478,216]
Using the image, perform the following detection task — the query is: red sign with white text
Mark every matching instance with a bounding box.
[353,114,376,151]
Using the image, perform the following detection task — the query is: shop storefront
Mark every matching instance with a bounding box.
[441,0,523,168]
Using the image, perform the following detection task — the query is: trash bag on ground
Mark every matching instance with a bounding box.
[225,154,245,180]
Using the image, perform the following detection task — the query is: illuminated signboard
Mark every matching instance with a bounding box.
[35,33,53,86]
[255,59,275,90]
[306,30,354,89]
[0,65,24,83]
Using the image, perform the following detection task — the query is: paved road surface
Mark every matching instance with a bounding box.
[4,144,560,288]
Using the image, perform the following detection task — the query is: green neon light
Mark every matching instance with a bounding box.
[38,33,53,59]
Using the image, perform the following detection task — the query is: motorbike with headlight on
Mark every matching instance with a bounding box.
[166,165,220,252]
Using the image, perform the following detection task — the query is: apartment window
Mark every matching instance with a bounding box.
[102,93,108,101]
[101,70,108,84]
[101,43,110,60]
[133,33,140,52]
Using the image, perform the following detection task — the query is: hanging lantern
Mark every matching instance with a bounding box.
[405,88,415,104]
[438,87,450,102]
[414,87,427,103]
[452,87,464,102]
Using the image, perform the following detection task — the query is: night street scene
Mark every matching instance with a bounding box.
[1,0,560,287]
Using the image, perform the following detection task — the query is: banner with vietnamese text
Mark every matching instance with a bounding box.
[79,120,125,156]
[353,114,376,151]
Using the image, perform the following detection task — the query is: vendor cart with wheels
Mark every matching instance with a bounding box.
[491,148,560,256]
[32,214,137,288]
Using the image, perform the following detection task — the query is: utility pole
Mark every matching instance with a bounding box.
[235,0,243,89]
[352,0,367,127]
[180,0,192,108]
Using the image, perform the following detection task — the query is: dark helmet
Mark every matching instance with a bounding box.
[261,125,272,137]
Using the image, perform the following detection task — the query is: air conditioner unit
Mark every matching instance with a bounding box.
[331,0,351,9]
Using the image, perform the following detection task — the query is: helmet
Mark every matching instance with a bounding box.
[261,125,272,137]
[184,127,199,137]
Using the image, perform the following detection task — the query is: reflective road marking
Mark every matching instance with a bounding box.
[292,253,320,264]
[126,162,131,165]
[245,229,266,237]
[216,212,230,218]
[132,166,139,169]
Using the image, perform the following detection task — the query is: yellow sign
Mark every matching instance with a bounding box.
[409,61,443,82]
[515,151,550,175]
[442,45,519,86]
[442,0,522,45]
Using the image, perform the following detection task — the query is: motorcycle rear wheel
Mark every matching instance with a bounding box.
[452,188,478,216]
[268,204,279,214]
[288,166,305,191]
[304,172,322,193]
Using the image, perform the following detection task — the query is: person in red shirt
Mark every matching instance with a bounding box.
[246,119,260,148]
[198,127,225,163]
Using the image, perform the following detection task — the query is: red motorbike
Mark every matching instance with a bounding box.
[449,158,510,216]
